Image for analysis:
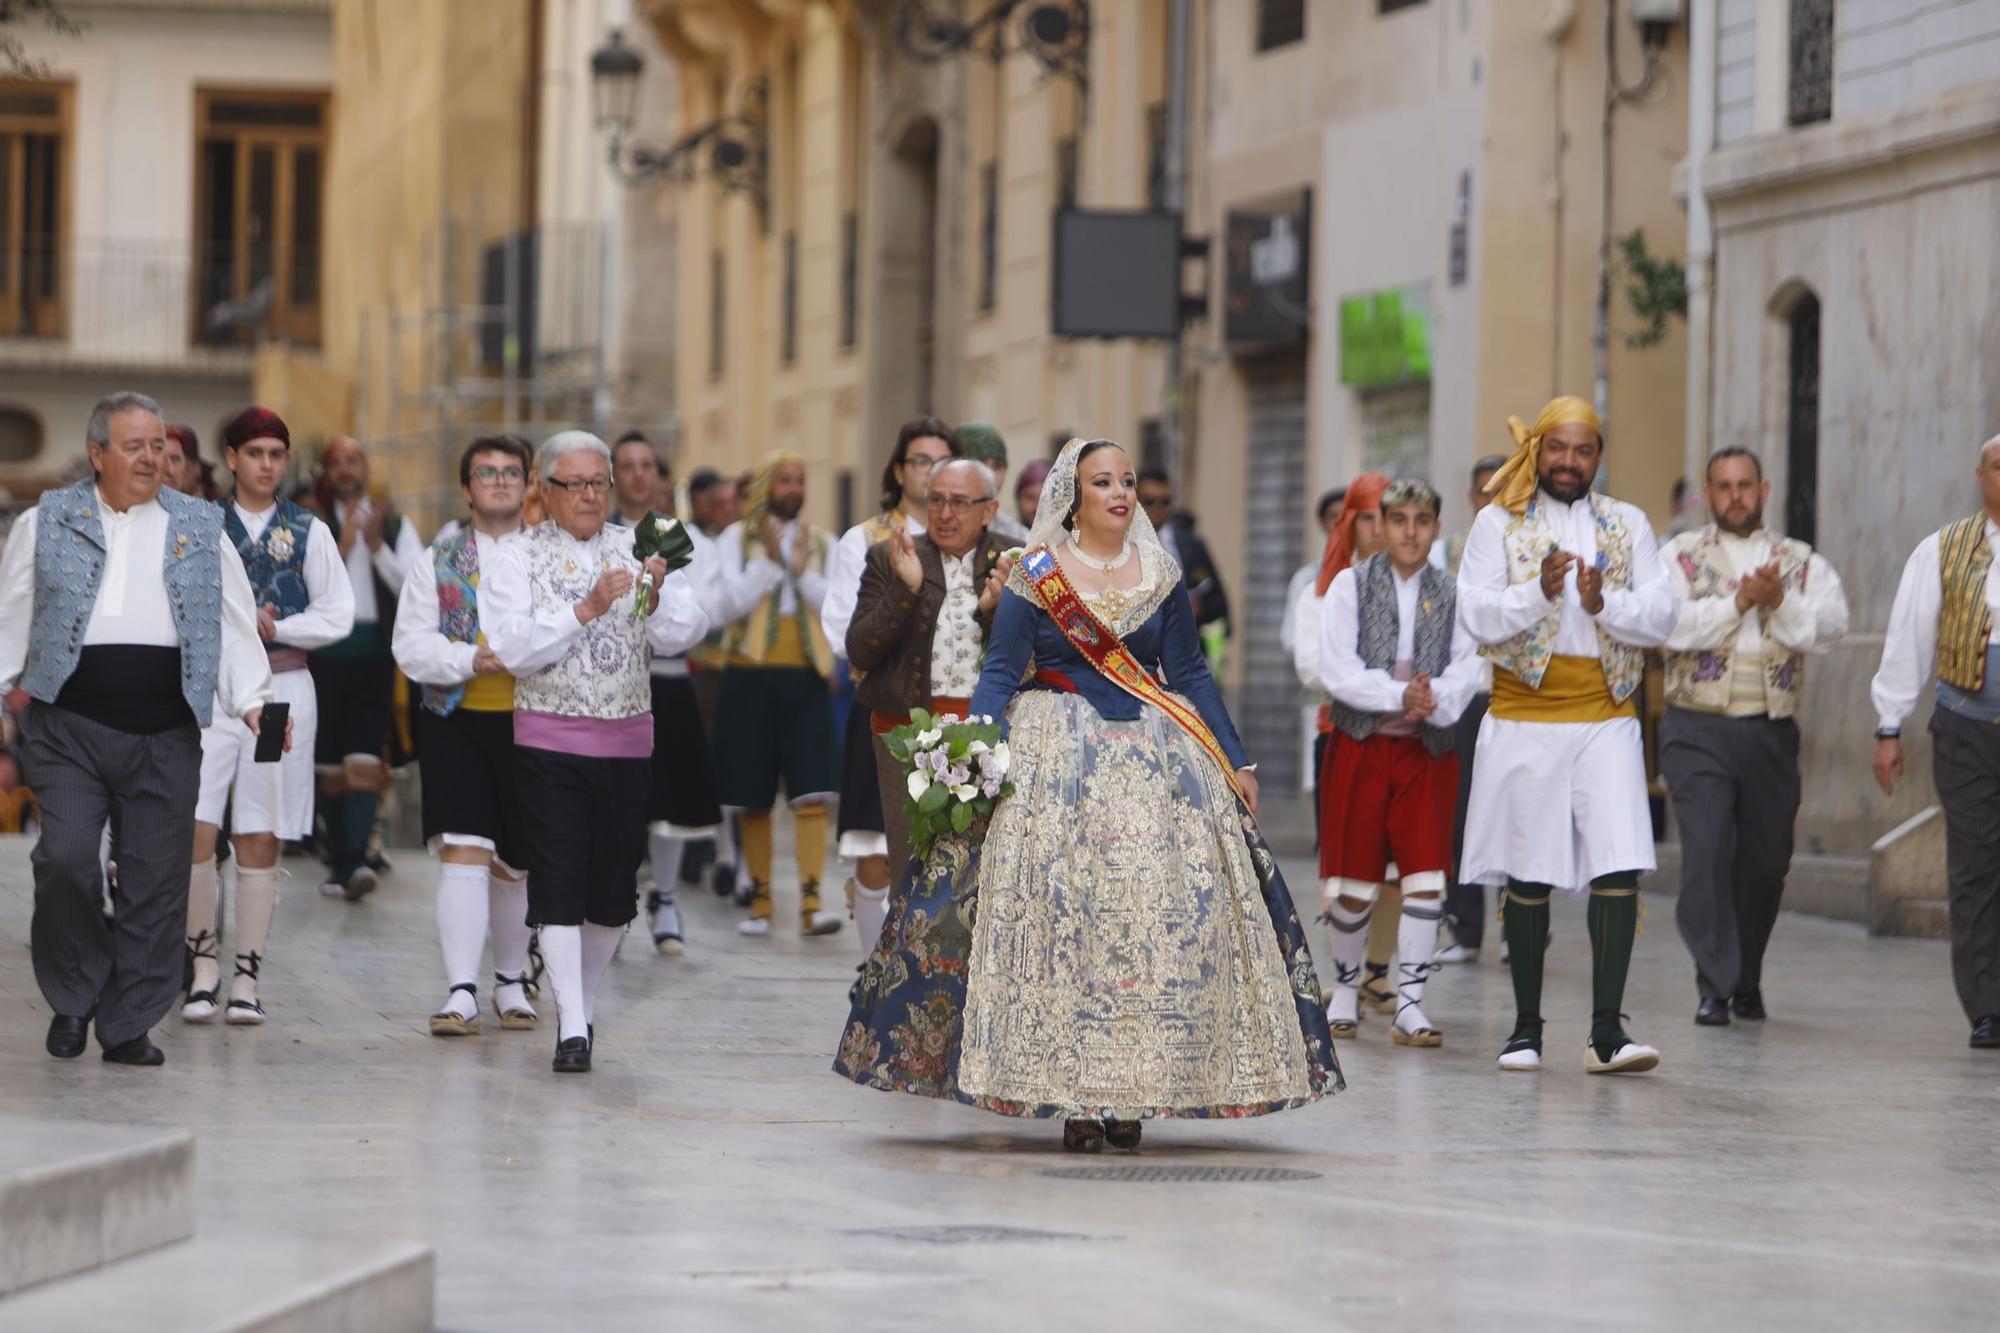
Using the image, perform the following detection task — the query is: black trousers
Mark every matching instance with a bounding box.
[22,704,201,1047]
[1444,693,1489,950]
[514,745,651,928]
[1931,706,2000,1021]
[1659,706,1801,998]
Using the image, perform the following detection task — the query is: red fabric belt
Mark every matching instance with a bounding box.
[870,695,974,735]
[1032,668,1078,694]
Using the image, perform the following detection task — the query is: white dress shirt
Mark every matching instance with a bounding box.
[1317,563,1484,730]
[1872,519,2000,730]
[1661,527,1849,666]
[1279,562,1317,661]
[230,501,356,651]
[711,519,828,625]
[0,492,273,719]
[1455,493,1679,654]
[334,498,424,625]
[822,511,926,656]
[1290,572,1324,693]
[480,523,709,675]
[392,527,519,686]
[930,548,985,697]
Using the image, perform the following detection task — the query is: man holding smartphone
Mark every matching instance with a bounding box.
[182,407,353,1027]
[0,392,277,1066]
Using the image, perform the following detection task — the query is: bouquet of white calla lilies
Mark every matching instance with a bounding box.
[882,708,1016,865]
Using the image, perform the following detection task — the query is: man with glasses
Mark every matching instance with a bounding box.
[393,436,545,1038]
[482,432,708,1073]
[846,459,1013,922]
[820,419,960,955]
[607,430,722,957]
[1137,467,1232,659]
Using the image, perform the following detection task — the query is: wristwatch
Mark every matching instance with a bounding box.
[1875,726,1900,740]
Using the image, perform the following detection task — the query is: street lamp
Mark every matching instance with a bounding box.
[589,28,769,227]
[894,0,1089,93]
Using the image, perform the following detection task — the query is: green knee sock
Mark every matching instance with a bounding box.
[339,790,379,876]
[1588,873,1641,1058]
[1502,879,1551,1040]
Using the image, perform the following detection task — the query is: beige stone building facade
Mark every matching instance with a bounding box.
[1189,0,1691,788]
[1685,0,2000,867]
[646,0,1175,532]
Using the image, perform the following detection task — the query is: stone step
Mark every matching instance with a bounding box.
[0,1117,194,1297]
[0,1234,434,1333]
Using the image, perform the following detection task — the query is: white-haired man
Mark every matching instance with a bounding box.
[483,431,709,1074]
[0,392,277,1065]
[1872,434,2000,1050]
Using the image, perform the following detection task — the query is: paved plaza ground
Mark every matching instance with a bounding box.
[2,825,1997,1331]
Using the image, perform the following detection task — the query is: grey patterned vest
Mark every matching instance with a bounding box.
[20,480,226,726]
[1329,552,1457,756]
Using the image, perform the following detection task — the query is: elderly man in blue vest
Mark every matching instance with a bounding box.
[0,391,278,1065]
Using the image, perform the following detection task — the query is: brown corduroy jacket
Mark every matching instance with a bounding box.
[846,529,1010,718]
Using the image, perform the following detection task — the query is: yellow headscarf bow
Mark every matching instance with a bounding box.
[740,448,808,556]
[1484,395,1604,515]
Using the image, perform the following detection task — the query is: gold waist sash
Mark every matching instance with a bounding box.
[460,670,516,713]
[729,615,811,670]
[1490,656,1635,724]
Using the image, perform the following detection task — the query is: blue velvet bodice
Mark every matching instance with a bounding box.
[969,579,1250,771]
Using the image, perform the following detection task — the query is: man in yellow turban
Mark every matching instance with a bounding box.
[1455,395,1681,1075]
[708,450,843,938]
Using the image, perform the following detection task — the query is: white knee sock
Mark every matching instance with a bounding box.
[1325,894,1375,1027]
[231,865,280,1003]
[187,856,221,995]
[539,925,587,1041]
[853,881,890,959]
[488,873,533,979]
[714,808,739,868]
[1396,899,1444,1033]
[649,827,687,893]
[580,923,622,1027]
[436,862,488,1018]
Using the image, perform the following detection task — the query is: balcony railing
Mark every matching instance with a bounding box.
[0,237,321,373]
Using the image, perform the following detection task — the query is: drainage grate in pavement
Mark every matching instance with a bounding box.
[1039,1165,1321,1183]
[844,1225,1106,1246]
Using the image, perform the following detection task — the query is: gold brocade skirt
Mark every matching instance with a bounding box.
[956,691,1315,1118]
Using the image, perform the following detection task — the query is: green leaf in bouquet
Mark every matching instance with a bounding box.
[910,707,932,732]
[917,781,948,814]
[950,801,973,833]
[632,513,695,570]
[885,733,910,762]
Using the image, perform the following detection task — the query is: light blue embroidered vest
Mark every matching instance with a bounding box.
[21,481,226,726]
[223,494,314,618]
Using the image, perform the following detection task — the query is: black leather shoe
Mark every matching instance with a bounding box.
[552,1036,592,1073]
[1971,1016,2000,1049]
[1731,991,1767,1021]
[46,1014,89,1059]
[1695,997,1731,1026]
[101,1035,164,1066]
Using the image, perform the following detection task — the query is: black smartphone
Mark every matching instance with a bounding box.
[253,701,290,764]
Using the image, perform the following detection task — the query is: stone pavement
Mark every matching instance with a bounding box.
[2,827,1997,1331]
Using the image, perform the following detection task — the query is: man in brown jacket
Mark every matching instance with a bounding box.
[845,459,1013,939]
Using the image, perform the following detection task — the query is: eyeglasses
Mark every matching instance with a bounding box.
[472,466,525,484]
[544,477,613,495]
[926,493,993,513]
[902,455,949,472]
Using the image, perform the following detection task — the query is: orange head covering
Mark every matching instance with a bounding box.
[1483,395,1604,515]
[1315,472,1390,596]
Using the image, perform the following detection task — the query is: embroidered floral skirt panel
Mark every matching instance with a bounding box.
[834,690,1341,1120]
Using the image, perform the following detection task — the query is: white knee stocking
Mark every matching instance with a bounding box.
[648,827,687,893]
[579,923,622,1027]
[436,862,488,1018]
[487,873,533,978]
[231,865,279,1003]
[1324,888,1376,1028]
[853,882,889,959]
[1396,880,1446,1033]
[538,925,586,1041]
[187,856,221,995]
[714,808,740,868]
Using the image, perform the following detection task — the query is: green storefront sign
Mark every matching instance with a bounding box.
[1340,287,1432,386]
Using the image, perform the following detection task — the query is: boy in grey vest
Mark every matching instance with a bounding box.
[1315,478,1484,1047]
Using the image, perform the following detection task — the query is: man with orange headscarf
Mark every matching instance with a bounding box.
[709,450,843,938]
[1456,396,1679,1075]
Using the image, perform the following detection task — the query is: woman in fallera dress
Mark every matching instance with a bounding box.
[835,438,1340,1150]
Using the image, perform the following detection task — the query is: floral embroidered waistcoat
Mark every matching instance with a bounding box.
[724,524,833,677]
[421,527,515,716]
[1481,491,1643,704]
[20,481,226,725]
[223,495,314,619]
[1661,526,1812,718]
[510,521,651,721]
